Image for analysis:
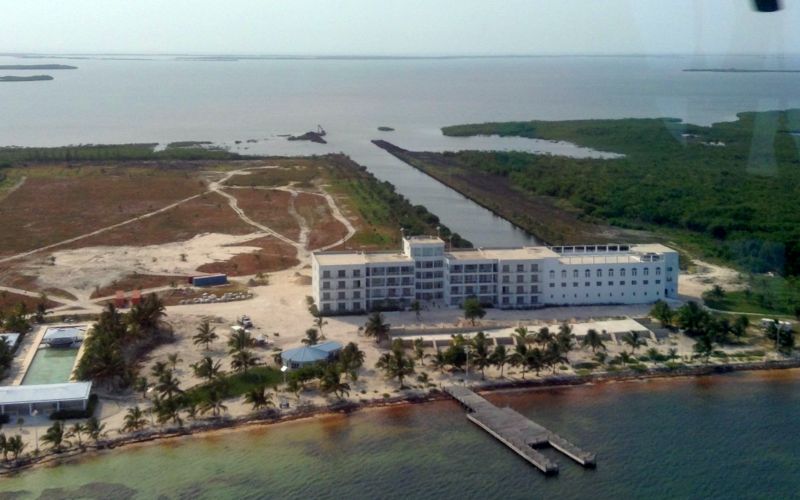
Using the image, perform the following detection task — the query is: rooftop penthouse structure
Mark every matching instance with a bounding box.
[311,236,679,315]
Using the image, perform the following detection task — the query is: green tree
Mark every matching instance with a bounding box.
[731,315,750,338]
[621,331,647,354]
[765,320,795,353]
[338,342,366,381]
[193,319,218,350]
[309,305,328,337]
[413,337,427,367]
[489,344,510,378]
[470,332,493,380]
[192,356,223,383]
[512,326,534,346]
[6,435,25,461]
[510,343,530,379]
[364,312,391,344]
[581,329,606,353]
[319,366,351,400]
[85,417,107,445]
[463,297,485,326]
[199,386,228,417]
[430,350,448,373]
[693,333,716,363]
[535,327,554,346]
[302,328,320,346]
[410,300,422,320]
[134,376,149,398]
[244,385,275,411]
[167,353,182,370]
[0,434,8,462]
[230,349,260,373]
[155,370,183,399]
[375,339,415,388]
[41,421,66,452]
[122,406,148,433]
[677,301,710,337]
[650,300,674,328]
[65,422,87,449]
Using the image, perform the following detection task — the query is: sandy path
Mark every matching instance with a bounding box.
[678,258,744,300]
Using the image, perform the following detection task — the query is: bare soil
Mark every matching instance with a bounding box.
[227,189,301,241]
[195,236,299,276]
[295,193,349,250]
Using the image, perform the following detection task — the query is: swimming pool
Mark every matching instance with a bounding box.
[21,346,80,385]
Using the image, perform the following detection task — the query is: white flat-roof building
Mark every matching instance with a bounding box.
[311,236,679,315]
[0,382,92,416]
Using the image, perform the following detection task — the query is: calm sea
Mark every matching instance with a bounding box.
[1,370,798,499]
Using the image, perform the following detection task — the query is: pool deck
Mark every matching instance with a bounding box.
[3,324,89,386]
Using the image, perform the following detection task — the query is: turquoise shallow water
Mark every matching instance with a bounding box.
[1,370,798,499]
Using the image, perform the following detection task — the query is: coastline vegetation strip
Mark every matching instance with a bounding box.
[3,360,800,476]
[0,143,241,166]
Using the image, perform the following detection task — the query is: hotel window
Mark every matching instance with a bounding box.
[632,268,638,277]
[620,268,626,277]
[596,269,603,277]
[620,280,625,285]
[644,268,649,276]
[353,270,361,277]
[656,268,662,275]
[643,280,649,285]
[338,270,346,278]
[322,270,331,278]
[608,281,614,286]
[516,275,525,283]
[596,281,602,287]
[516,285,524,294]
[549,270,555,280]
[502,264,510,272]
[655,279,661,284]
[585,281,590,287]
[337,292,346,300]
[530,264,539,272]
[608,269,614,277]
[561,270,567,279]
[573,270,579,279]
[337,281,346,289]
[549,283,555,288]
[573,282,579,287]
[502,275,510,283]
[530,285,539,293]
[322,282,330,289]
[517,264,524,272]
[353,291,361,299]
[561,282,567,287]
[632,280,638,285]
[585,269,591,278]
[322,292,330,300]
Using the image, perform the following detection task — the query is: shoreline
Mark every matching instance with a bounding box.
[3,357,799,477]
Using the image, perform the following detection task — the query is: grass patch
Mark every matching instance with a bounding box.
[703,275,800,317]
[185,366,282,404]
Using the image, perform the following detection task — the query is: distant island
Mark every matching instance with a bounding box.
[0,75,54,82]
[0,64,77,70]
[378,126,395,132]
[684,68,800,73]
[287,126,327,144]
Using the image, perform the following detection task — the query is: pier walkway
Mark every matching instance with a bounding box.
[444,385,596,475]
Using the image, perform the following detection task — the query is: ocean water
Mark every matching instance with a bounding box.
[2,55,800,246]
[1,370,798,499]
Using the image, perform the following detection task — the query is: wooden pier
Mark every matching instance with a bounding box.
[444,385,596,475]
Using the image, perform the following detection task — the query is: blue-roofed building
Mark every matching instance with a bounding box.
[280,341,343,369]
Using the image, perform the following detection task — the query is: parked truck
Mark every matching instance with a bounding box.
[191,274,228,287]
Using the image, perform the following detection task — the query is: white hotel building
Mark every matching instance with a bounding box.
[311,236,679,315]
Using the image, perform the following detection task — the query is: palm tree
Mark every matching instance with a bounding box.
[155,370,183,399]
[319,366,351,400]
[199,387,228,417]
[413,337,427,367]
[244,385,275,411]
[667,347,679,362]
[676,301,710,337]
[286,377,302,401]
[122,406,148,433]
[230,349,260,373]
[228,328,255,352]
[544,341,568,374]
[6,435,25,461]
[470,332,492,380]
[528,347,546,376]
[184,401,200,422]
[650,300,674,328]
[65,422,87,449]
[621,331,647,354]
[463,297,486,326]
[364,312,391,344]
[375,339,415,388]
[301,328,320,346]
[193,319,219,350]
[313,314,328,339]
[535,327,554,346]
[512,326,534,346]
[693,333,715,363]
[150,361,169,380]
[191,356,223,382]
[581,329,606,353]
[41,421,66,452]
[338,342,366,381]
[510,343,530,379]
[167,353,182,370]
[556,323,576,353]
[85,417,107,445]
[430,350,447,373]
[490,344,510,378]
[0,434,8,462]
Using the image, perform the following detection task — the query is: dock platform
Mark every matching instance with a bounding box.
[444,385,596,475]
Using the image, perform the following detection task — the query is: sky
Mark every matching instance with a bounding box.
[3,0,799,56]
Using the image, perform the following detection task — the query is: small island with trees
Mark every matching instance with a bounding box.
[0,75,54,82]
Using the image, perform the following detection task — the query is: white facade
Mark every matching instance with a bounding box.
[312,237,679,315]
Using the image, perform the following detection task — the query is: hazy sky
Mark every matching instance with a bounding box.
[4,0,799,55]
